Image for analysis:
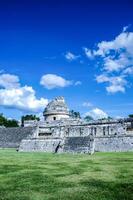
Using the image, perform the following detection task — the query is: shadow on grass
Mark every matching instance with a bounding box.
[80,179,133,200]
[0,170,74,200]
[0,168,133,200]
[0,151,133,200]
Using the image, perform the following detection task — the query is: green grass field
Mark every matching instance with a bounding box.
[0,149,132,200]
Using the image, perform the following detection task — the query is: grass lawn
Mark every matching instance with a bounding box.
[0,149,132,200]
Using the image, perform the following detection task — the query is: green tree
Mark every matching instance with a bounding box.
[5,119,19,127]
[21,114,40,127]
[129,114,133,118]
[0,113,19,127]
[98,116,112,121]
[69,110,81,119]
[84,115,94,122]
[0,113,7,126]
[107,116,113,120]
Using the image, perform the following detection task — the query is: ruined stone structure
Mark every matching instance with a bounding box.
[43,96,69,121]
[18,97,133,154]
[0,127,35,148]
[0,96,133,153]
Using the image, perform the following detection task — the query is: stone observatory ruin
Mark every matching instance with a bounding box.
[43,96,70,121]
[18,96,133,154]
[0,96,133,154]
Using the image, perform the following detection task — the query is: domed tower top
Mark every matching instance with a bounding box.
[43,96,69,121]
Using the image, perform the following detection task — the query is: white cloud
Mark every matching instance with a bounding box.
[84,47,94,59]
[122,25,130,32]
[96,74,127,93]
[123,66,133,75]
[0,73,48,112]
[96,74,110,83]
[40,74,72,89]
[0,73,20,89]
[106,85,125,93]
[94,31,133,57]
[103,57,123,72]
[75,81,82,86]
[65,52,80,61]
[86,26,133,93]
[84,108,108,120]
[82,101,93,107]
[94,31,133,74]
[103,53,132,72]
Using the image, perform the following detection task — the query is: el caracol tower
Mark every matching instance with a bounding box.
[43,96,70,121]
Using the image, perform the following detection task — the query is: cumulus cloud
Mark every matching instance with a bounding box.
[0,73,48,112]
[82,101,93,107]
[94,31,133,57]
[40,74,81,89]
[84,108,108,120]
[123,26,129,32]
[0,73,20,89]
[96,74,127,93]
[96,74,110,83]
[123,66,133,75]
[85,26,133,93]
[65,51,80,61]
[40,74,72,89]
[106,85,125,93]
[83,47,94,59]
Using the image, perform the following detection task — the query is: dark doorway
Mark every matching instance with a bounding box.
[53,117,56,120]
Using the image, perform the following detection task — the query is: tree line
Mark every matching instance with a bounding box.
[0,113,40,127]
[0,113,19,127]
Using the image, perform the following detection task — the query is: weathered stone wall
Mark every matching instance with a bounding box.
[0,127,35,148]
[94,136,133,152]
[63,136,94,154]
[19,138,62,152]
[1,120,133,153]
[86,123,127,137]
[127,130,133,135]
[23,120,38,127]
[18,121,133,153]
[66,126,89,137]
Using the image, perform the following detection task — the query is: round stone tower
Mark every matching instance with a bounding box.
[43,96,70,121]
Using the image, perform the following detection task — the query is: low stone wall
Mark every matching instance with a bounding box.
[0,127,35,148]
[19,138,62,152]
[94,135,133,152]
[63,136,94,154]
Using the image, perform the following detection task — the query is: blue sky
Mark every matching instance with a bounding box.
[0,0,133,120]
